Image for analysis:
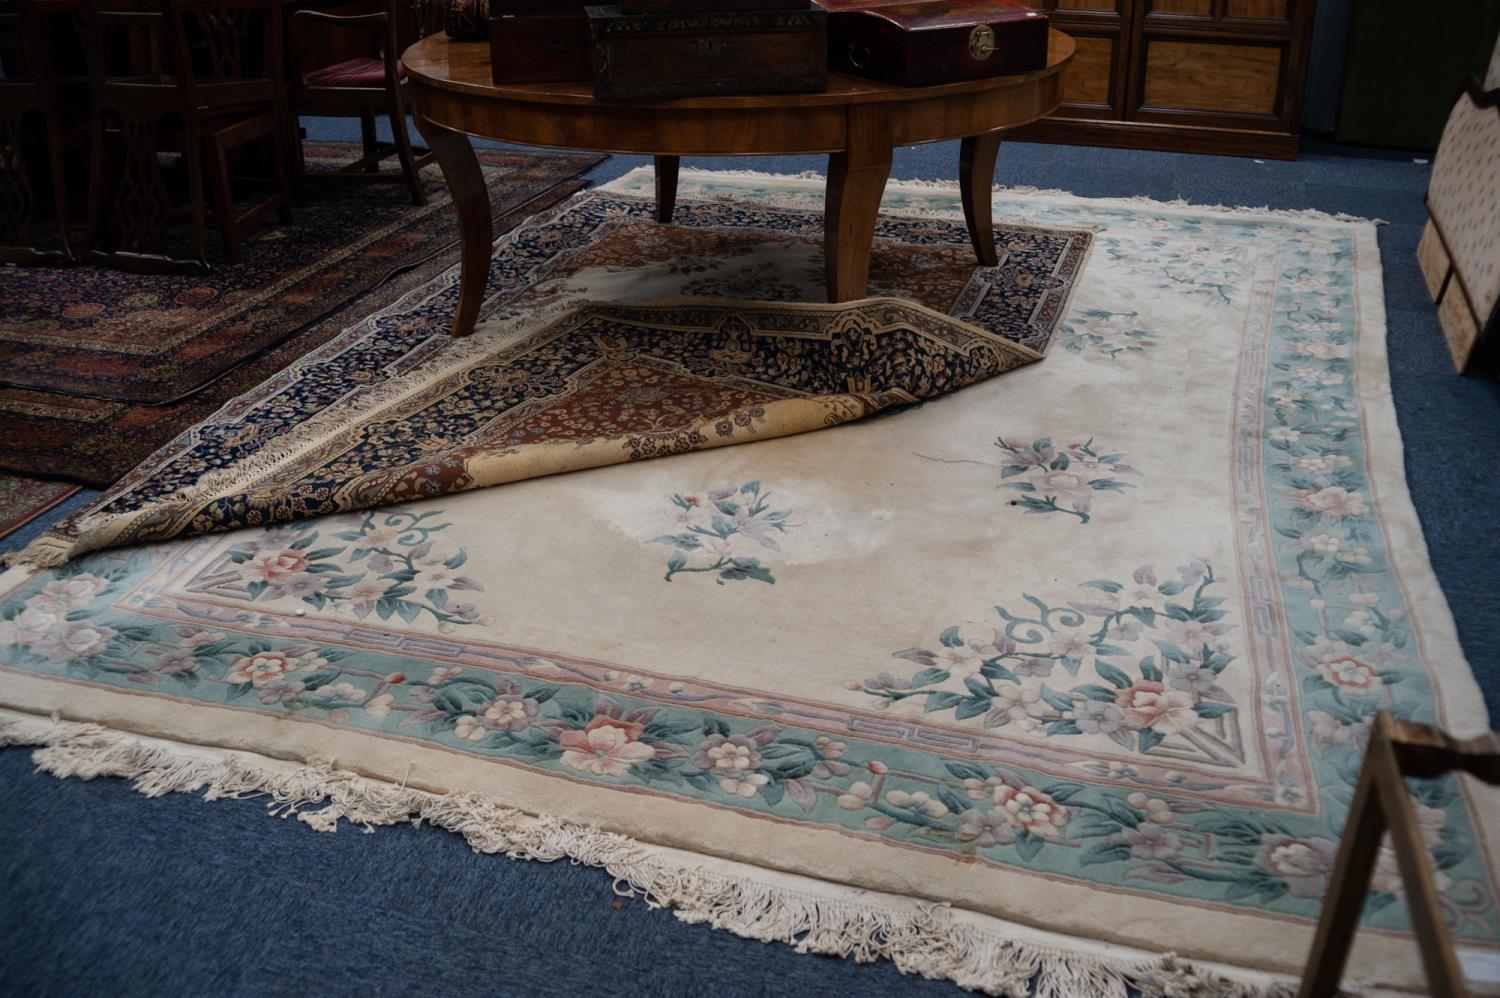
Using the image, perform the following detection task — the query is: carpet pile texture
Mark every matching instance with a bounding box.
[0,477,78,539]
[1,172,1494,994]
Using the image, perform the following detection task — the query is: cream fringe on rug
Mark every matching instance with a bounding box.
[0,709,1299,998]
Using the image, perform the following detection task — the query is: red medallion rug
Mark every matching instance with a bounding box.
[0,144,603,487]
[0,476,78,541]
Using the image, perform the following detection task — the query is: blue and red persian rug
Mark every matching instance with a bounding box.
[17,185,1090,563]
[1,172,1496,995]
[0,144,602,486]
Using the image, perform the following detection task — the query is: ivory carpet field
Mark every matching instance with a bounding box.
[2,171,1495,994]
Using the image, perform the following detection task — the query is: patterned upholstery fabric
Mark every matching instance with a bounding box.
[1428,90,1500,320]
[305,57,404,88]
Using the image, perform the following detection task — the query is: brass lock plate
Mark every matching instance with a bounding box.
[969,24,996,61]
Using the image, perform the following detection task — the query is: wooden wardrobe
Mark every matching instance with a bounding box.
[1012,0,1317,159]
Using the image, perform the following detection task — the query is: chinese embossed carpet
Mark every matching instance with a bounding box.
[0,144,602,487]
[1,172,1496,995]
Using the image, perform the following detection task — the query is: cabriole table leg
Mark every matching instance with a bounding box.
[824,105,893,302]
[413,110,491,338]
[654,155,680,223]
[960,131,1002,267]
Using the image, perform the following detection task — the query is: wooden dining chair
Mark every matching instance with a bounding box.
[83,0,293,271]
[287,0,434,206]
[0,0,77,264]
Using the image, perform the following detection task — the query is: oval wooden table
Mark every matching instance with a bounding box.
[403,31,1075,337]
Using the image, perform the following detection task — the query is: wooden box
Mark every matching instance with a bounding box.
[818,0,1048,87]
[619,0,809,12]
[585,4,827,101]
[490,11,591,82]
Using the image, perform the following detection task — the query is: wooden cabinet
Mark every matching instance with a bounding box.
[1011,0,1316,158]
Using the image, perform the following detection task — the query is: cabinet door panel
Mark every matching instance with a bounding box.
[1225,0,1289,20]
[1149,0,1212,15]
[1059,33,1116,107]
[1055,0,1121,10]
[1141,40,1282,115]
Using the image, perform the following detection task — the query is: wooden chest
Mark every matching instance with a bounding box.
[620,0,810,12]
[490,3,592,83]
[585,4,828,101]
[818,0,1048,87]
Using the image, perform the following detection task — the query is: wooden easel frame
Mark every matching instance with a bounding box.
[1299,712,1500,997]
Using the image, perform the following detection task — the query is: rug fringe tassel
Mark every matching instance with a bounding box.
[1,713,1313,998]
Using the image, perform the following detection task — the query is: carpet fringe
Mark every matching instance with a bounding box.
[1,713,1308,998]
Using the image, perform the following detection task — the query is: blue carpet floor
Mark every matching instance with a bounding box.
[2,129,1497,995]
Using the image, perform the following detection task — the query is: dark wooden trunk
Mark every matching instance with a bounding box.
[490,10,592,82]
[586,4,827,101]
[620,0,810,13]
[818,0,1048,87]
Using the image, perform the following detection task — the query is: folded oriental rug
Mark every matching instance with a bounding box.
[15,179,1090,565]
[1,172,1495,995]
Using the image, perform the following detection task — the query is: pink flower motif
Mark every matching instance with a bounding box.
[29,621,116,664]
[1162,617,1226,646]
[1296,486,1368,519]
[1254,834,1339,899]
[559,716,655,777]
[1315,653,1382,695]
[1114,682,1198,734]
[938,645,985,677]
[693,734,761,774]
[1049,631,1094,661]
[732,508,782,550]
[247,548,310,583]
[1037,469,1092,501]
[153,650,199,676]
[30,574,110,613]
[990,785,1070,839]
[1121,822,1181,860]
[225,651,298,687]
[955,809,1018,847]
[0,604,66,646]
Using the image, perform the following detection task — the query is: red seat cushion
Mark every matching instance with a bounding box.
[304,57,404,88]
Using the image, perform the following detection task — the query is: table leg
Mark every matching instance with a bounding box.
[413,113,490,338]
[824,107,893,302]
[654,154,679,224]
[960,131,1002,267]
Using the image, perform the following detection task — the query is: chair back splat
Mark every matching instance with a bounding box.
[82,0,292,271]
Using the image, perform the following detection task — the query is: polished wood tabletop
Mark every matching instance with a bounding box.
[404,30,1075,336]
[404,31,1073,109]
